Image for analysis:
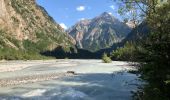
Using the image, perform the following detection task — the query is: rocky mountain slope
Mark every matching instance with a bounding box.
[95,21,150,56]
[0,0,75,59]
[122,21,149,43]
[68,12,132,52]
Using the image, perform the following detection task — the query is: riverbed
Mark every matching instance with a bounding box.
[0,59,141,100]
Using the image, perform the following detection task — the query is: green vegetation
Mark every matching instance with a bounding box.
[111,42,137,61]
[23,38,50,52]
[0,29,72,60]
[11,16,20,25]
[135,3,170,100]
[1,0,74,60]
[111,42,145,61]
[0,47,52,60]
[0,30,20,48]
[116,0,170,99]
[0,30,53,60]
[102,53,112,63]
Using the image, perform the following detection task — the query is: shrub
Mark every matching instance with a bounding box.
[102,53,112,63]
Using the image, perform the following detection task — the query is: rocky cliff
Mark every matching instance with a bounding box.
[0,0,74,51]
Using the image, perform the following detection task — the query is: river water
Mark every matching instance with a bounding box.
[0,59,141,100]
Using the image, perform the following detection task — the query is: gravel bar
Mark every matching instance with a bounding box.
[0,72,74,87]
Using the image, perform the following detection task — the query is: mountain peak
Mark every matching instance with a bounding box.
[68,12,132,52]
[78,19,91,25]
[96,12,116,22]
[101,12,111,16]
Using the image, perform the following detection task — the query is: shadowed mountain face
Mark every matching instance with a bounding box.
[122,21,149,43]
[68,12,132,52]
[94,21,150,56]
[0,0,75,52]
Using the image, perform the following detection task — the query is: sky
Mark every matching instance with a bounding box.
[36,0,122,29]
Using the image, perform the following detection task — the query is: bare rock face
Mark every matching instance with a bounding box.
[0,0,74,51]
[68,20,91,48]
[68,12,132,52]
[126,20,136,29]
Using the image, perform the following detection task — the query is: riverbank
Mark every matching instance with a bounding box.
[0,72,75,87]
[0,60,79,73]
[0,59,135,73]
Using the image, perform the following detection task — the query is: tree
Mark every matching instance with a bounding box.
[115,0,169,27]
[137,3,170,99]
[114,0,170,99]
[111,42,137,61]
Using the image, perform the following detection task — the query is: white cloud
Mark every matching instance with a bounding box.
[108,12,112,15]
[76,6,86,11]
[79,18,86,20]
[109,5,115,10]
[60,23,68,29]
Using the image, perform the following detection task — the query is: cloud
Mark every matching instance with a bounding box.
[60,23,68,29]
[79,18,86,20]
[108,12,112,15]
[109,5,115,10]
[76,6,86,11]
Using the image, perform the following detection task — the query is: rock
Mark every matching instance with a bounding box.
[66,71,76,75]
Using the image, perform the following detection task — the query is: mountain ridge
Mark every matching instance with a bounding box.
[68,12,132,52]
[0,0,75,59]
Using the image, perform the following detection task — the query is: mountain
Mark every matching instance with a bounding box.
[0,0,75,59]
[94,21,150,57]
[125,20,136,29]
[122,21,149,43]
[67,12,132,52]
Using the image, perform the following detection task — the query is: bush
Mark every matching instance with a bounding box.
[102,53,112,63]
[111,42,146,61]
[0,47,52,60]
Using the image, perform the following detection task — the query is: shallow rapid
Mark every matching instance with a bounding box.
[0,59,141,100]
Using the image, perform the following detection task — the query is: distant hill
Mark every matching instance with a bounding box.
[68,12,132,52]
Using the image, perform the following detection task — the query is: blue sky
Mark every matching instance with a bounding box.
[36,0,121,29]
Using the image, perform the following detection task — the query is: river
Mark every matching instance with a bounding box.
[0,59,141,100]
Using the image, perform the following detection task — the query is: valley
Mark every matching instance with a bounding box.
[0,0,169,99]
